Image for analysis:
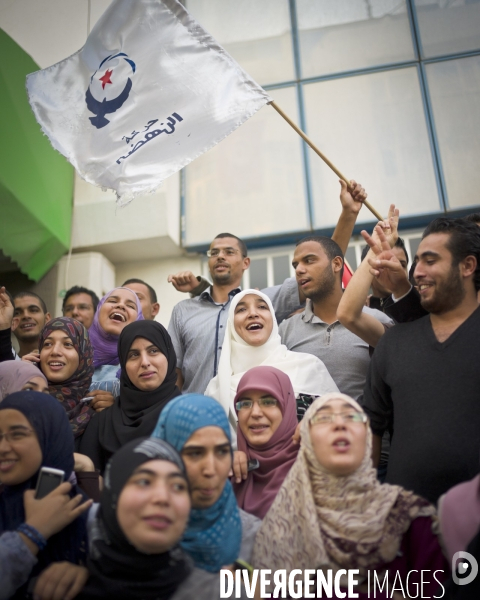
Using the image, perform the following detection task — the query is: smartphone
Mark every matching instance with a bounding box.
[34,467,65,499]
[247,459,260,472]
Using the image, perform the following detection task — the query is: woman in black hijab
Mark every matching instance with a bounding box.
[34,439,252,600]
[79,321,180,472]
[76,438,193,599]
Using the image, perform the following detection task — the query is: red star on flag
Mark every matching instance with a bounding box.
[99,69,113,90]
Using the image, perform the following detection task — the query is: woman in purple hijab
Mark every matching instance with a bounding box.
[88,287,144,398]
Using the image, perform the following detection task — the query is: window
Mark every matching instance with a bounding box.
[186,0,295,86]
[184,86,309,247]
[243,251,294,289]
[426,56,480,209]
[183,1,480,252]
[297,0,414,78]
[414,0,480,58]
[303,67,440,229]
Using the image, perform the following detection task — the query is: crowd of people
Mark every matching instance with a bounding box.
[0,180,479,599]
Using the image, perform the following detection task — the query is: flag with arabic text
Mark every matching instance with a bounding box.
[26,0,271,204]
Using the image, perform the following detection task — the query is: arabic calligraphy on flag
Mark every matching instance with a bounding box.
[26,0,272,204]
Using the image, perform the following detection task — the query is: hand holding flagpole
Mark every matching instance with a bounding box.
[269,101,383,222]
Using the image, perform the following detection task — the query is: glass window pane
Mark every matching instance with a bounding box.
[408,237,422,263]
[345,246,358,271]
[184,87,309,247]
[249,258,268,289]
[273,255,291,284]
[297,0,414,78]
[414,0,480,58]
[186,0,295,86]
[303,67,440,229]
[425,56,480,210]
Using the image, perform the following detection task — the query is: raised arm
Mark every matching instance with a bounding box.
[337,206,399,348]
[337,255,387,348]
[331,179,367,255]
[167,272,210,296]
[0,287,15,362]
[365,224,411,300]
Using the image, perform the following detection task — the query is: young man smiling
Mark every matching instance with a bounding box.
[12,292,51,358]
[363,217,480,503]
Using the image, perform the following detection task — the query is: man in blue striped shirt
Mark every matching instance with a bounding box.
[168,233,249,394]
[168,181,368,394]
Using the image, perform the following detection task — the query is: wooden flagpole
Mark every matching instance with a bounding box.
[269,101,383,222]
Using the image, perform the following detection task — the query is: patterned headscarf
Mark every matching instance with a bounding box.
[152,394,242,572]
[0,361,47,401]
[252,393,437,577]
[39,317,94,438]
[88,287,144,368]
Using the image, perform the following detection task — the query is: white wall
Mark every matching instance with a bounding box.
[72,172,182,264]
[55,252,116,317]
[115,255,206,328]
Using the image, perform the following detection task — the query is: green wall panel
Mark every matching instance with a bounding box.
[0,28,73,281]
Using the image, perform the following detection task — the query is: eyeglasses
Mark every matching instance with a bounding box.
[310,411,367,426]
[0,429,35,444]
[206,248,240,258]
[64,304,93,313]
[236,398,279,411]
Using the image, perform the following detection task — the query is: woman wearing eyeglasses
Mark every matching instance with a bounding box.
[252,392,449,599]
[0,392,92,599]
[232,366,300,519]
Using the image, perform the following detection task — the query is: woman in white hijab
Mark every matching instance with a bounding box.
[205,289,338,424]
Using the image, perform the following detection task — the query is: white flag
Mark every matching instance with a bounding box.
[26,0,271,204]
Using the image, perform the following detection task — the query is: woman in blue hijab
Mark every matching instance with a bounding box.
[152,394,259,572]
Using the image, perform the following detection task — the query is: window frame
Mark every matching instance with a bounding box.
[182,0,480,253]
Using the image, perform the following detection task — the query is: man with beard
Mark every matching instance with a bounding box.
[363,217,480,503]
[168,233,251,393]
[278,236,392,400]
[168,182,368,393]
[11,291,51,358]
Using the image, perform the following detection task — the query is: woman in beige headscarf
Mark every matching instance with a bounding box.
[252,393,448,599]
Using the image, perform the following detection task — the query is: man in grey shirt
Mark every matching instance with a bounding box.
[168,181,369,394]
[167,233,302,394]
[279,235,392,399]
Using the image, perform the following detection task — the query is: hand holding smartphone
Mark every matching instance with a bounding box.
[34,467,65,499]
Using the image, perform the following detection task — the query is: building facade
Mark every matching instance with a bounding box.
[1,0,480,324]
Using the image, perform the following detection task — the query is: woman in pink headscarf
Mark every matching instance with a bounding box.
[439,473,480,563]
[232,366,299,519]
